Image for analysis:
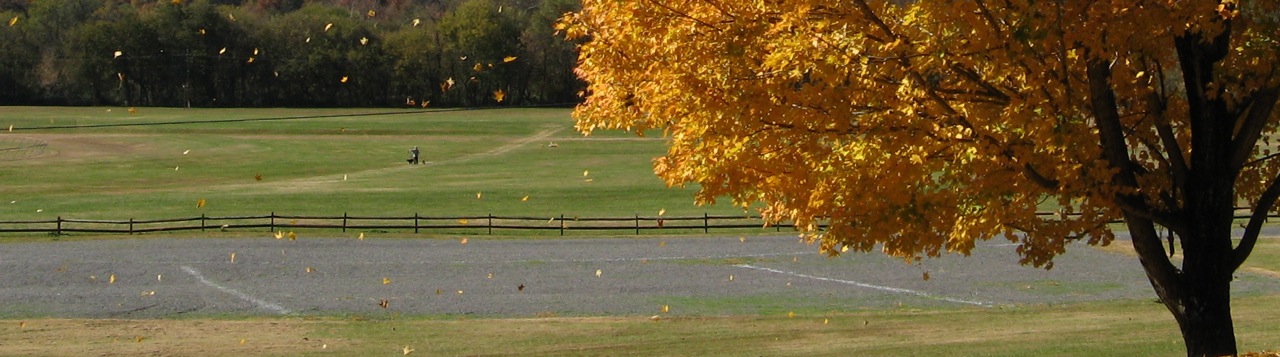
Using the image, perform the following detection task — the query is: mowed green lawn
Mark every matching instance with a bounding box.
[0,106,747,223]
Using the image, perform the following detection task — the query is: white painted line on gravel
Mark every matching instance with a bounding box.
[735,264,993,307]
[180,265,292,315]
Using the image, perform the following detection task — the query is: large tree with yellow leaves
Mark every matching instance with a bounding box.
[563,1,1280,355]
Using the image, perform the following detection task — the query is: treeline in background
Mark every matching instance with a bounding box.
[0,0,582,107]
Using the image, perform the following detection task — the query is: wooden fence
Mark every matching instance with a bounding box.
[1,210,1273,237]
[0,213,800,236]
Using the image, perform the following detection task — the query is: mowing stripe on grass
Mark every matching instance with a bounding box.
[735,264,994,307]
[180,265,292,315]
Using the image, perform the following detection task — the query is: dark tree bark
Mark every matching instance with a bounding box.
[1087,18,1269,355]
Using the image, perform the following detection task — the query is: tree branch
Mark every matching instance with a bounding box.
[1228,87,1280,172]
[1087,56,1182,290]
[1022,163,1060,190]
[1232,171,1280,272]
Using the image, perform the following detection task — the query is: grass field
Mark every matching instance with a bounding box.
[0,106,751,223]
[3,294,1279,356]
[2,106,1278,355]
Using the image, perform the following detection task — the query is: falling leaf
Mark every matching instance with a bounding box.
[661,305,670,313]
[141,290,155,297]
[254,173,262,181]
[324,23,333,32]
[728,275,734,281]
[358,232,365,240]
[253,48,259,55]
[517,284,525,291]
[459,238,469,245]
[923,271,930,281]
[343,174,348,180]
[503,56,518,63]
[472,63,484,72]
[403,346,415,355]
[240,339,246,344]
[360,37,369,45]
[383,277,391,285]
[113,50,123,58]
[197,28,204,35]
[521,195,530,202]
[288,231,297,241]
[9,16,18,27]
[740,237,746,243]
[229,252,236,263]
[306,266,313,273]
[787,312,796,318]
[109,274,116,284]
[650,315,661,321]
[421,101,430,108]
[583,170,590,177]
[459,56,468,61]
[196,199,207,208]
[595,269,602,278]
[157,274,162,282]
[340,76,349,83]
[246,57,254,63]
[128,107,137,115]
[228,13,235,21]
[412,18,421,27]
[476,192,483,199]
[493,89,506,102]
[824,318,830,324]
[487,272,493,279]
[274,231,283,239]
[183,149,190,155]
[435,289,442,295]
[366,9,376,17]
[659,241,666,247]
[456,290,464,294]
[658,209,666,216]
[8,124,12,132]
[379,299,389,308]
[18,321,25,329]
[135,336,144,343]
[458,219,469,225]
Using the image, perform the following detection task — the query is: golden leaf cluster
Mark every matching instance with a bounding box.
[563,0,1280,268]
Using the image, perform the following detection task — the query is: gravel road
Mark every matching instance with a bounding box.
[1,235,1277,318]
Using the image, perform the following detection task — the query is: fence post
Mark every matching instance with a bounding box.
[560,214,565,236]
[414,213,419,234]
[201,214,206,232]
[635,214,639,235]
[270,212,275,232]
[342,212,348,233]
[56,216,62,235]
[704,213,709,234]
[488,213,493,235]
[129,218,134,235]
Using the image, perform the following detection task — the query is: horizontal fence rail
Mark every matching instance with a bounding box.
[0,210,1274,237]
[0,213,804,236]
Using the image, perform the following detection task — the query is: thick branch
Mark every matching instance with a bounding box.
[1022,163,1060,190]
[1228,87,1280,171]
[1087,57,1182,288]
[1232,172,1280,271]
